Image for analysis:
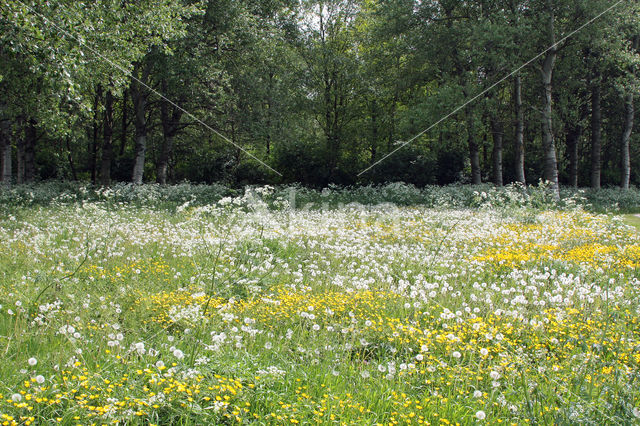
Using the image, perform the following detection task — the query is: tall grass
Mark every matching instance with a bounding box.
[0,183,638,424]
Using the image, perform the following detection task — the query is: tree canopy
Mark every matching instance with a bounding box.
[1,0,639,190]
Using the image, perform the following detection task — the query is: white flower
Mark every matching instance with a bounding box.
[452,351,462,359]
[474,390,483,398]
[173,349,185,360]
[28,357,37,366]
[416,354,424,361]
[360,370,370,379]
[264,342,273,350]
[475,410,486,420]
[156,361,165,368]
[11,393,22,402]
[35,375,45,384]
[133,342,145,355]
[490,371,501,380]
[480,348,489,356]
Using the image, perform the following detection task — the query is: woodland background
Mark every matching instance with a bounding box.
[1,0,639,190]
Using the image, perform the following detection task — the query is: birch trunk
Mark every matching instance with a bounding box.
[621,92,634,189]
[621,36,638,189]
[540,0,559,197]
[131,65,150,185]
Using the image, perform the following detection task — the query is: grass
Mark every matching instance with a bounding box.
[0,186,639,425]
[622,214,640,231]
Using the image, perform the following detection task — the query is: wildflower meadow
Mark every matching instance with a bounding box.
[0,183,639,425]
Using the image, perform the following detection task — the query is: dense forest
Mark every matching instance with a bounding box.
[0,0,639,190]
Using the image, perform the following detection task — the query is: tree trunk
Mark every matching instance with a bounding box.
[466,104,481,184]
[0,117,11,188]
[565,123,581,188]
[131,64,150,185]
[590,74,602,189]
[370,99,378,163]
[156,134,173,185]
[90,85,101,184]
[388,91,398,152]
[513,75,526,185]
[23,120,37,183]
[131,81,147,185]
[65,137,78,181]
[490,115,503,186]
[100,90,114,186]
[120,88,128,157]
[540,1,559,196]
[16,118,24,184]
[158,82,183,185]
[621,36,638,189]
[621,92,634,189]
[266,72,273,156]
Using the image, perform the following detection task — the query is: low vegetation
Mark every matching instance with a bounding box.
[0,184,639,424]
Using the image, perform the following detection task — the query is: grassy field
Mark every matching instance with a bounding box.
[0,185,639,425]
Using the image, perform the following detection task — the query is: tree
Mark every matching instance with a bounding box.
[620,37,638,189]
[536,0,560,195]
[1,0,201,185]
[300,0,361,183]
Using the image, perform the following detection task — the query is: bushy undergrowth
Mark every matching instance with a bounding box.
[0,182,234,209]
[2,180,639,212]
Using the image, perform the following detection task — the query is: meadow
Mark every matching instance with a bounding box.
[0,183,639,425]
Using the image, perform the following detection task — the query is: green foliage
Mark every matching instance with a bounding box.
[0,0,639,189]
